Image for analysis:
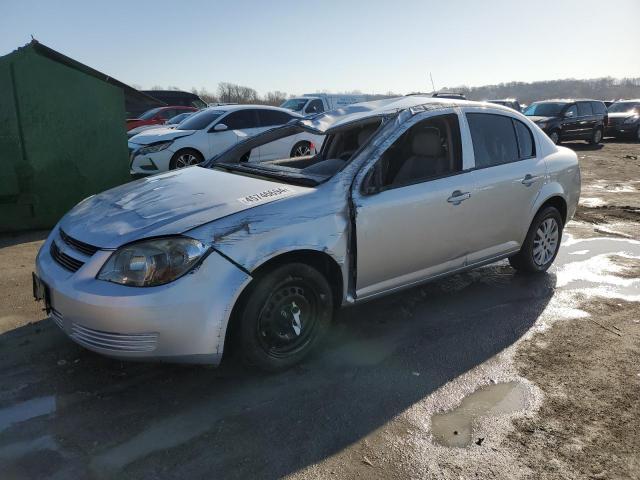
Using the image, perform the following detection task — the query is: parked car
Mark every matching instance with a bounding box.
[280,94,376,115]
[605,100,640,141]
[126,112,193,138]
[126,106,197,132]
[524,99,608,145]
[141,90,208,109]
[128,105,323,175]
[487,99,522,112]
[34,96,580,371]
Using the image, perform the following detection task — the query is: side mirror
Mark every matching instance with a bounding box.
[213,123,228,132]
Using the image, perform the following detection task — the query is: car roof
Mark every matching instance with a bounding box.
[532,99,603,104]
[299,96,514,133]
[205,104,303,116]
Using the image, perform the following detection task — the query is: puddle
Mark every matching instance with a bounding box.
[0,396,56,433]
[431,382,529,447]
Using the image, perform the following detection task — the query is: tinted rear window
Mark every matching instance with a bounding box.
[466,113,519,168]
[259,109,293,127]
[577,102,593,116]
[592,102,607,115]
[514,120,534,158]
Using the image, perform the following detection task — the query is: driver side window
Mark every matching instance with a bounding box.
[370,114,463,190]
[564,105,577,118]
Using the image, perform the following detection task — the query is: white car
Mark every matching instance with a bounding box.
[128,105,323,175]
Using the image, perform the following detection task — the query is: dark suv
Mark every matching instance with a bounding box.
[524,99,608,145]
[605,100,640,141]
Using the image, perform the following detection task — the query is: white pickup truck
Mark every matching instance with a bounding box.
[280,93,381,116]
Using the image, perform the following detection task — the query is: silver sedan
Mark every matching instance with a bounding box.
[34,97,580,371]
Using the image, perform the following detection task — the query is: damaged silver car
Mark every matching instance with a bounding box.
[34,97,581,371]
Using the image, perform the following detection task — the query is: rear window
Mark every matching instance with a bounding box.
[259,109,293,127]
[177,110,225,130]
[577,102,593,116]
[466,113,519,168]
[524,103,565,117]
[514,120,535,158]
[592,102,606,115]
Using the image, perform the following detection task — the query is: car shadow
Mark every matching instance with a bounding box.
[562,141,604,151]
[0,263,556,479]
[0,230,49,249]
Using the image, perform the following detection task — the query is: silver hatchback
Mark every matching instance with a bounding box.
[34,97,580,371]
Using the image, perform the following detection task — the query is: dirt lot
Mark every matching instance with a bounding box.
[0,139,639,480]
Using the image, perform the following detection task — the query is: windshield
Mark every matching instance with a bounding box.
[176,110,225,130]
[167,113,192,124]
[524,103,566,117]
[280,98,308,112]
[608,102,640,114]
[139,108,163,120]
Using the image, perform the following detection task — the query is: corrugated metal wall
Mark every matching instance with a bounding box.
[0,46,130,232]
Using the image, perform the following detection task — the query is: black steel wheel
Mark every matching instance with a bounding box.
[239,263,333,371]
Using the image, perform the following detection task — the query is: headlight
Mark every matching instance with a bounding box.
[97,237,208,287]
[137,141,173,155]
[623,116,639,124]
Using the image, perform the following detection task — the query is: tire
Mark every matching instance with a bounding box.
[290,141,312,158]
[509,206,563,273]
[238,263,333,372]
[548,130,561,145]
[169,149,204,170]
[588,127,603,145]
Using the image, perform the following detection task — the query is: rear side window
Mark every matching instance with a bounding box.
[466,113,519,168]
[514,120,535,158]
[258,109,293,127]
[577,102,593,116]
[223,110,259,130]
[592,102,606,115]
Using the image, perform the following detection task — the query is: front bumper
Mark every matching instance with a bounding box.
[128,143,175,175]
[35,229,251,364]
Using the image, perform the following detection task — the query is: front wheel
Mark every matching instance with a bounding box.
[169,149,203,170]
[238,263,333,371]
[509,206,563,273]
[588,127,603,145]
[290,141,312,158]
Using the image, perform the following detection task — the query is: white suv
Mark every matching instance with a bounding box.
[128,105,323,175]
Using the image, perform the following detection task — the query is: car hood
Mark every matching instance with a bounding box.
[527,116,557,123]
[59,167,309,249]
[129,127,196,145]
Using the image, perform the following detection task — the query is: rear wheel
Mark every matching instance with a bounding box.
[548,130,561,145]
[238,263,333,371]
[169,149,203,170]
[588,127,603,145]
[509,206,563,273]
[290,141,312,158]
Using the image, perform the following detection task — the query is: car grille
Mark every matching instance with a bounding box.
[59,229,99,256]
[70,323,158,353]
[50,241,85,272]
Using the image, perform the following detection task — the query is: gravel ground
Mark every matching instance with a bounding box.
[0,139,638,480]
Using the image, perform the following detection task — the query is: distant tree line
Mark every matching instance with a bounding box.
[146,77,640,107]
[442,77,640,104]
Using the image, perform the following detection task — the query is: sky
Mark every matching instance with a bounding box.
[2,0,639,96]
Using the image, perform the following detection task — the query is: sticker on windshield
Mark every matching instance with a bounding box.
[238,186,296,206]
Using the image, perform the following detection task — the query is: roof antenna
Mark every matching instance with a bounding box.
[429,72,436,93]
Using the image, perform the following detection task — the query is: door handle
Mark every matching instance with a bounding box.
[447,190,471,205]
[521,174,540,186]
